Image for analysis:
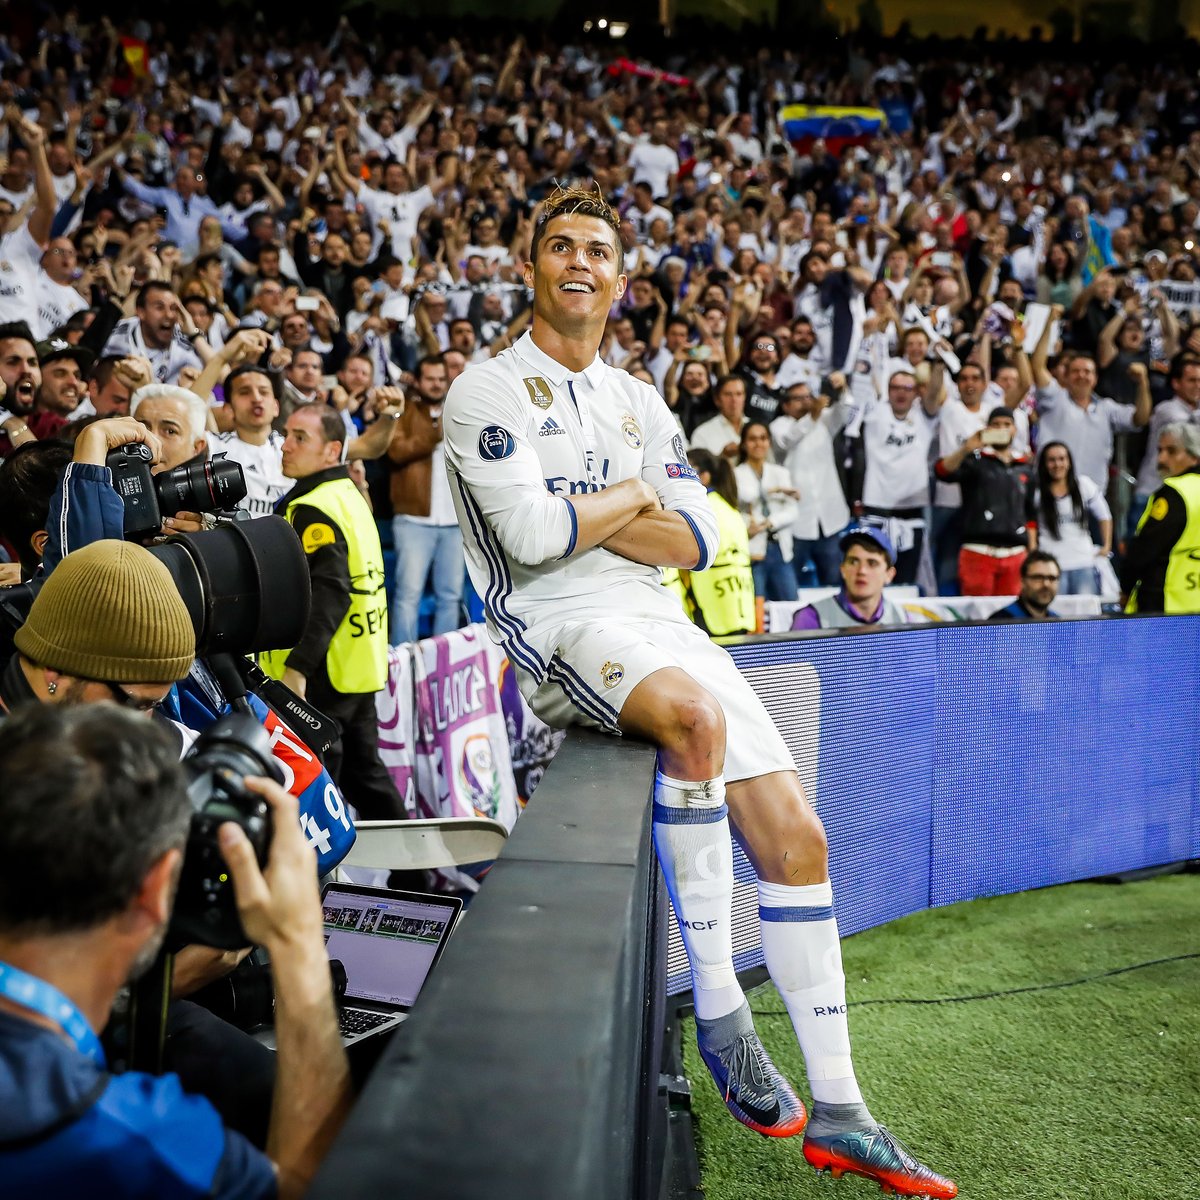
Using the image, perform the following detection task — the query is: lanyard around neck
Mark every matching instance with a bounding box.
[0,961,106,1066]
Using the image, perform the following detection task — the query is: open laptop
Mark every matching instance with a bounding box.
[255,883,463,1048]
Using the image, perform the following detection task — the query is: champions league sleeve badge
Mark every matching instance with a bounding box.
[478,425,516,460]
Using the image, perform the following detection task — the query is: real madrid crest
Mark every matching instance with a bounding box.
[600,661,625,689]
[620,414,643,448]
[523,377,554,410]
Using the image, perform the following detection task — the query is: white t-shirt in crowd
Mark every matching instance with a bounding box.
[775,353,823,393]
[627,141,680,199]
[1035,476,1111,570]
[934,394,991,507]
[206,429,290,516]
[862,401,938,510]
[37,274,89,338]
[627,203,674,244]
[0,224,45,332]
[690,413,745,457]
[357,183,435,262]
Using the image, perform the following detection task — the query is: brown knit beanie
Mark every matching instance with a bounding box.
[15,541,195,683]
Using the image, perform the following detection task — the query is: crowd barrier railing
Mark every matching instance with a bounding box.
[309,729,668,1200]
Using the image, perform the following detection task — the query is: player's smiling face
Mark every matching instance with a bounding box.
[526,213,627,331]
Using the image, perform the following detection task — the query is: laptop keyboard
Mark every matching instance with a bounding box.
[339,1008,395,1038]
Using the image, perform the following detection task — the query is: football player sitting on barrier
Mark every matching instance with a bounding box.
[442,187,956,1198]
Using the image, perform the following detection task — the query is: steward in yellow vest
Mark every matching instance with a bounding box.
[261,405,403,819]
[1121,427,1200,614]
[673,449,756,636]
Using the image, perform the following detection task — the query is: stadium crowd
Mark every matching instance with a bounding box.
[2,14,1200,622]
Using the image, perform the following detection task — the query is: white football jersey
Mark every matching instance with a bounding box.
[443,332,718,682]
[104,316,202,385]
[0,225,44,333]
[358,183,434,262]
[861,401,937,510]
[206,430,289,516]
[37,273,89,338]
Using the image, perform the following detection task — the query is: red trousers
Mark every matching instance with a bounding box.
[958,547,1026,596]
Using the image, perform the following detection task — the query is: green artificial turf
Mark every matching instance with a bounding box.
[681,873,1200,1200]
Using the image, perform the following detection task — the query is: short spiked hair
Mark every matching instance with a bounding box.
[529,185,624,273]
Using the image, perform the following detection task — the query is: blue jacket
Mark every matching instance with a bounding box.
[0,1009,275,1199]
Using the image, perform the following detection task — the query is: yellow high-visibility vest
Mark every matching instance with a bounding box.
[685,492,756,636]
[261,476,388,693]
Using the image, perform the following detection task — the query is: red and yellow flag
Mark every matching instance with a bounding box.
[120,37,149,78]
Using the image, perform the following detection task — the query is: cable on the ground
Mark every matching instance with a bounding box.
[748,952,1200,1013]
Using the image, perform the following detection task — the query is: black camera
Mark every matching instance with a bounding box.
[171,713,284,949]
[106,442,247,541]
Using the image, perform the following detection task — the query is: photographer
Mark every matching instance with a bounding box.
[0,540,351,1139]
[131,385,211,475]
[39,417,214,579]
[0,703,351,1198]
[0,418,188,581]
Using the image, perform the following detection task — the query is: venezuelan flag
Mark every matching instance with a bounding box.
[779,105,887,155]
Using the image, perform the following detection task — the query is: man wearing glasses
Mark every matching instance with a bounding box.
[987,551,1062,621]
[737,334,785,424]
[855,367,943,585]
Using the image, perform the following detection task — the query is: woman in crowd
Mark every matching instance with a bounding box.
[1036,241,1082,308]
[734,421,800,602]
[1029,441,1112,594]
[664,356,718,436]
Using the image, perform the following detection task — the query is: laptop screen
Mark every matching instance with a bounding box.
[322,886,457,1008]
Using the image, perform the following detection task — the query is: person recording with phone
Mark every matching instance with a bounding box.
[0,702,351,1199]
[934,408,1033,595]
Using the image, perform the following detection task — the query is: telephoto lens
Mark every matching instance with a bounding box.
[155,458,247,516]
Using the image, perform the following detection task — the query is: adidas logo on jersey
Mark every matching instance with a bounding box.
[538,417,565,437]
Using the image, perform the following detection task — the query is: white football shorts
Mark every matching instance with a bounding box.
[521,614,796,784]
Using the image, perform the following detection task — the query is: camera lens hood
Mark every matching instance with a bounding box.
[150,515,311,656]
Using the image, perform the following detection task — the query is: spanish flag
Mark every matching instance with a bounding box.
[120,37,149,79]
[779,105,886,156]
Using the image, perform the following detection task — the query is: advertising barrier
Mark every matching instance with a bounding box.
[666,616,1200,993]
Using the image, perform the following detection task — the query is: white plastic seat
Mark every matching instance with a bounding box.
[337,817,509,874]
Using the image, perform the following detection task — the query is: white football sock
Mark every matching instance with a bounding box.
[757,878,865,1106]
[652,770,743,1021]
